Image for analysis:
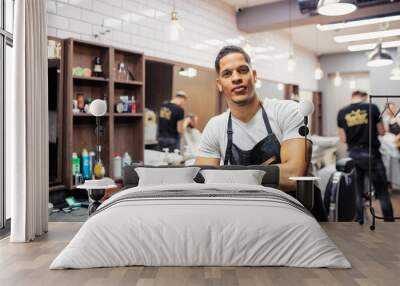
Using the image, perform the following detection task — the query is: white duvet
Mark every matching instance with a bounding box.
[50,183,351,269]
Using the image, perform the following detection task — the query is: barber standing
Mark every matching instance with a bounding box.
[337,90,394,222]
[158,91,188,152]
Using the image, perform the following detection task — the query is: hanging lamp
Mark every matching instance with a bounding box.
[169,6,183,41]
[317,0,357,17]
[334,72,342,86]
[367,41,393,67]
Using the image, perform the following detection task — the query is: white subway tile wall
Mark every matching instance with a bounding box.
[47,0,318,90]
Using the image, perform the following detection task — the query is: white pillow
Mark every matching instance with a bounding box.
[136,167,200,186]
[200,169,266,185]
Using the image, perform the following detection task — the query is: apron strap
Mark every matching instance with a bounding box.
[224,113,233,165]
[261,105,273,134]
[224,104,272,165]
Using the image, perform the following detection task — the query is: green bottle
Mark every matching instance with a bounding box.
[72,152,80,176]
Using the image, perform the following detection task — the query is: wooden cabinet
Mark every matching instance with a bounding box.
[48,37,65,190]
[312,91,323,135]
[63,39,144,189]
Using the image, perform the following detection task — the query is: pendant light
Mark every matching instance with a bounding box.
[314,27,324,80]
[287,0,296,72]
[349,78,356,89]
[288,52,296,72]
[367,41,393,67]
[242,0,254,61]
[317,0,357,17]
[169,2,183,42]
[314,65,324,80]
[333,72,342,87]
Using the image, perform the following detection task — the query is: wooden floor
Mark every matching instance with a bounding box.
[1,222,399,286]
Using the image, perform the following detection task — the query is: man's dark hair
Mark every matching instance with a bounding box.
[175,90,187,99]
[352,90,367,97]
[215,45,251,74]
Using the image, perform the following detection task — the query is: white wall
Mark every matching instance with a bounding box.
[256,78,284,101]
[47,0,318,90]
[319,49,400,136]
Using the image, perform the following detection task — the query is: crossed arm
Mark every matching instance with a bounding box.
[195,138,312,192]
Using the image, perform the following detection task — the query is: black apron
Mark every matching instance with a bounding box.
[224,106,281,166]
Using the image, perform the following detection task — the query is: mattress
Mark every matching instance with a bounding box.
[50,183,351,269]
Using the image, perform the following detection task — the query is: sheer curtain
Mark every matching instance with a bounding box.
[7,0,48,242]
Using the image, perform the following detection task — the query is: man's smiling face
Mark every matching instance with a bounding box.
[217,52,257,106]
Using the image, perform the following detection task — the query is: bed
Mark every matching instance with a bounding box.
[50,166,350,269]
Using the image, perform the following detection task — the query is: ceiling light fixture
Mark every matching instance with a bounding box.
[334,29,400,43]
[367,41,394,67]
[317,15,400,31]
[348,40,400,52]
[317,0,357,17]
[169,5,183,42]
[178,67,197,78]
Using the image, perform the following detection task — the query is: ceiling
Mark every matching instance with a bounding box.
[223,0,400,55]
[222,0,281,9]
[281,21,400,55]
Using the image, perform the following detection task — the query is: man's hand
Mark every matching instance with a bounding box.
[338,128,346,144]
[274,138,312,192]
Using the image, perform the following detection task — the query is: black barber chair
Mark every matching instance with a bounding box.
[324,158,357,222]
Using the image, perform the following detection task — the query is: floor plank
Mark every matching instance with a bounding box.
[0,222,399,286]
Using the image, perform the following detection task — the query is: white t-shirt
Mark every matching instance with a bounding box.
[197,98,305,161]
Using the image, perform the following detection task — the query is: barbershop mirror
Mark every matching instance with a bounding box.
[172,65,219,131]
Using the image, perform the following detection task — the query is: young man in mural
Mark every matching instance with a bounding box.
[337,90,394,222]
[195,45,312,191]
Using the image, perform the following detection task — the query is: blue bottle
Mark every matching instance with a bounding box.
[82,149,91,179]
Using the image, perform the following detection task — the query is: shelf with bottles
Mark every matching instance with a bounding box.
[72,41,110,80]
[114,49,143,83]
[112,117,143,177]
[72,86,110,115]
[114,85,143,114]
[110,152,133,181]
[72,117,110,179]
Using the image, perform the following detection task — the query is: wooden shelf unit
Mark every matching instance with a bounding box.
[64,39,144,189]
